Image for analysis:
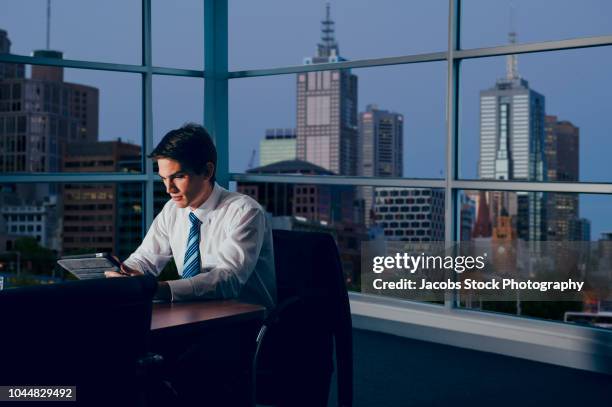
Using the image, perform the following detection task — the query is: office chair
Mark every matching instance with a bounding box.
[253,230,353,407]
[0,275,158,406]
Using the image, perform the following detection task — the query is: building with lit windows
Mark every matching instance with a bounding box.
[62,140,140,254]
[544,115,584,241]
[358,104,403,226]
[0,49,98,176]
[478,42,546,242]
[0,33,98,233]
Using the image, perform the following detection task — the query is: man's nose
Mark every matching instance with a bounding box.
[166,181,178,194]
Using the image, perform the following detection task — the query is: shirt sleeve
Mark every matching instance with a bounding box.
[166,205,265,302]
[123,207,173,276]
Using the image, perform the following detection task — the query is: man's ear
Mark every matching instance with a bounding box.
[205,162,215,181]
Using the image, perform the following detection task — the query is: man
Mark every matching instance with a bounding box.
[106,123,276,309]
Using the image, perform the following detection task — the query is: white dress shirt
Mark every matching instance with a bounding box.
[123,183,276,309]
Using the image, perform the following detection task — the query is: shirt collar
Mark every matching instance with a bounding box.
[188,182,223,222]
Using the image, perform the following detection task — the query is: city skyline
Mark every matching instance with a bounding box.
[1,1,612,238]
[1,0,612,331]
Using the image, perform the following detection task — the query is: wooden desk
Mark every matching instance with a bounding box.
[151,299,265,334]
[149,300,264,406]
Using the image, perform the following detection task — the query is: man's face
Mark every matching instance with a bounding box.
[157,158,212,209]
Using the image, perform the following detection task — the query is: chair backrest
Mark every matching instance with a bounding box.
[0,275,157,405]
[258,229,352,406]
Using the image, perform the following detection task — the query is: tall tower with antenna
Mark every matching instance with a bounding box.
[317,2,339,59]
[46,0,51,50]
[477,4,548,242]
[295,1,359,176]
[506,3,519,80]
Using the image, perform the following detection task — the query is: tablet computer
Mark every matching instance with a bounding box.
[57,253,121,280]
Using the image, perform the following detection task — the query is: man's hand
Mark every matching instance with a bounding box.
[104,259,143,278]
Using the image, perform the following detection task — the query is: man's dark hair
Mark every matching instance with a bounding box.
[149,123,217,184]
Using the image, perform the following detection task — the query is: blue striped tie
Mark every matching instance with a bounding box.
[182,212,202,279]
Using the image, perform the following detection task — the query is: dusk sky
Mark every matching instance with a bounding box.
[1,0,611,238]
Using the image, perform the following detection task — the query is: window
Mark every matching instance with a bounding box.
[152,0,203,69]
[229,0,447,70]
[306,95,331,126]
[0,2,202,287]
[1,1,611,332]
[153,76,204,145]
[460,47,612,182]
[227,2,612,329]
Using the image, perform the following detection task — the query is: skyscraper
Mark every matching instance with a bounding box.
[295,3,358,176]
[478,32,546,241]
[544,116,579,183]
[545,115,581,241]
[358,104,403,225]
[0,31,100,253]
[0,42,99,206]
[0,49,99,176]
[62,140,140,255]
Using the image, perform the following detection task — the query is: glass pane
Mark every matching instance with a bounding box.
[229,75,295,173]
[229,63,446,178]
[152,0,204,69]
[236,181,446,295]
[357,64,446,179]
[152,75,204,146]
[0,63,142,174]
[0,0,141,64]
[229,0,447,70]
[459,47,612,183]
[458,189,612,330]
[0,182,142,289]
[462,0,612,49]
